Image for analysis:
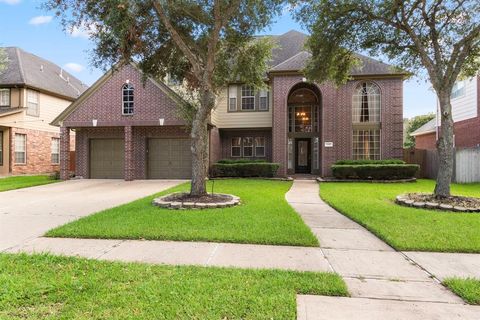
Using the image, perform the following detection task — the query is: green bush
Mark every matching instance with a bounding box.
[211,162,280,178]
[335,159,405,165]
[331,164,419,180]
[217,159,267,164]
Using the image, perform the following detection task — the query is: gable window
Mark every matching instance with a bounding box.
[259,89,269,111]
[51,138,60,164]
[231,137,242,157]
[352,82,380,123]
[15,133,26,164]
[228,85,237,111]
[242,137,254,157]
[122,83,134,115]
[451,81,466,99]
[26,89,39,116]
[0,89,10,107]
[0,131,3,166]
[255,137,265,157]
[241,85,255,110]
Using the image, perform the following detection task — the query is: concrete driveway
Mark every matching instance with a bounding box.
[0,179,184,252]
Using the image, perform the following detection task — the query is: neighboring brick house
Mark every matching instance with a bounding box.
[53,30,405,180]
[0,47,86,176]
[412,75,480,150]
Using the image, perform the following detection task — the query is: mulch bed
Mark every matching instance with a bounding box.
[396,193,480,212]
[162,192,233,204]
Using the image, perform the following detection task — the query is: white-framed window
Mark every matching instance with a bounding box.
[451,80,466,99]
[242,137,254,157]
[51,138,60,164]
[26,89,39,116]
[0,88,10,106]
[259,89,268,111]
[255,137,265,157]
[353,129,380,160]
[0,131,3,166]
[228,85,237,111]
[122,83,134,115]
[15,133,26,164]
[241,85,255,110]
[231,137,242,157]
[352,82,381,123]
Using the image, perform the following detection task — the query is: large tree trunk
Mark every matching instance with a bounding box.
[190,89,215,196]
[434,91,455,198]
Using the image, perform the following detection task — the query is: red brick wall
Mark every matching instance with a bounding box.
[415,132,437,150]
[271,75,404,176]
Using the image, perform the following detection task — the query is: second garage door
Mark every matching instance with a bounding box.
[148,139,192,179]
[90,139,125,179]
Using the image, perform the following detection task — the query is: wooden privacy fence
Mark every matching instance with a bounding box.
[404,147,480,183]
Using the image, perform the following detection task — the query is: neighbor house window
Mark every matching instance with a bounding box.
[353,129,380,160]
[26,89,39,116]
[122,83,134,115]
[241,85,255,110]
[0,89,10,106]
[0,131,3,166]
[14,133,26,164]
[228,85,237,111]
[243,137,253,157]
[51,138,60,164]
[255,137,265,157]
[231,137,241,157]
[451,80,466,99]
[259,89,269,111]
[352,82,381,123]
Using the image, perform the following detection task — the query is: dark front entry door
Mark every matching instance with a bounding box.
[295,138,311,173]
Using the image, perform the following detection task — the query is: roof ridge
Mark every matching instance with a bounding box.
[15,47,26,84]
[271,50,309,70]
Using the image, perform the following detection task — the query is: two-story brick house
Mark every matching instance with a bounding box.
[0,47,86,176]
[53,30,405,180]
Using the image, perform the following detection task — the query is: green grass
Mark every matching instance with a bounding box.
[444,278,480,305]
[0,175,58,192]
[46,179,319,247]
[0,254,348,319]
[320,180,480,253]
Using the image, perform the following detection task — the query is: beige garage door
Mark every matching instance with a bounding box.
[90,139,125,179]
[148,139,192,179]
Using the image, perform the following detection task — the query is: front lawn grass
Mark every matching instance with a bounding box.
[444,278,480,305]
[47,179,319,247]
[320,180,480,253]
[0,175,58,192]
[0,253,348,319]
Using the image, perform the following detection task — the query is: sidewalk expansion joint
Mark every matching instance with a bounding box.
[95,240,127,259]
[205,243,220,266]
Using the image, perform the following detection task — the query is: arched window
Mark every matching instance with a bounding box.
[352,82,381,160]
[122,83,134,115]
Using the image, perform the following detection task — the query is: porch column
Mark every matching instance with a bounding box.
[124,126,134,181]
[60,126,70,180]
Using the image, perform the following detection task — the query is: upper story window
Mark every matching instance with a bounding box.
[26,89,39,117]
[259,89,268,111]
[228,85,237,111]
[122,83,134,115]
[352,82,381,123]
[287,87,320,133]
[241,85,255,110]
[0,89,10,107]
[451,80,466,99]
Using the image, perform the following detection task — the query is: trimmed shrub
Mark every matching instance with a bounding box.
[331,164,419,180]
[217,159,267,164]
[211,162,280,178]
[335,159,405,165]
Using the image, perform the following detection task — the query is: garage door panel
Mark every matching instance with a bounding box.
[148,139,191,179]
[90,139,124,179]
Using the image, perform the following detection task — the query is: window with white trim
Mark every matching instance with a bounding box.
[26,89,39,116]
[451,81,466,99]
[255,137,265,157]
[353,129,380,160]
[15,134,26,164]
[231,137,241,157]
[122,83,134,115]
[241,85,255,110]
[352,82,380,123]
[0,131,3,166]
[228,85,237,111]
[259,89,269,110]
[0,89,10,106]
[242,137,254,157]
[51,138,60,164]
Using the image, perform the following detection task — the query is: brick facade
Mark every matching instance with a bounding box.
[415,132,437,150]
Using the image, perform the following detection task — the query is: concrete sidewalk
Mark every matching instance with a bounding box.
[287,180,479,320]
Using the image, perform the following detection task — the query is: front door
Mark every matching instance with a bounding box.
[295,138,311,173]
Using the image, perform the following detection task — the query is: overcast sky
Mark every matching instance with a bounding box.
[0,0,437,118]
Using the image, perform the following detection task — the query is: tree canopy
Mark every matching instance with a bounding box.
[404,113,435,148]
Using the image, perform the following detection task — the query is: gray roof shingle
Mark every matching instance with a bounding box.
[0,47,88,100]
[411,118,437,136]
